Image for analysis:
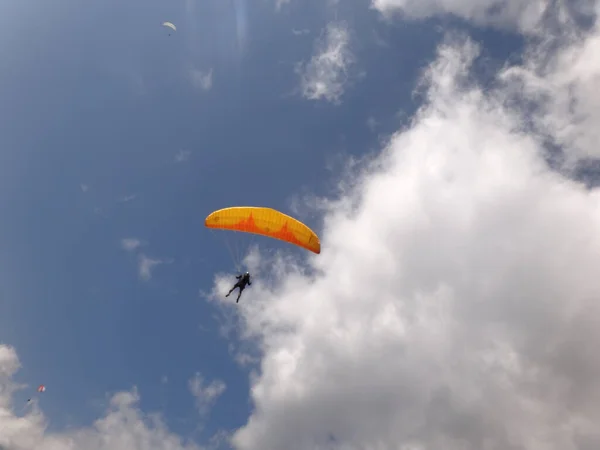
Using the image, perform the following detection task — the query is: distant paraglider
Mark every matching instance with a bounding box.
[26,384,46,404]
[162,22,176,36]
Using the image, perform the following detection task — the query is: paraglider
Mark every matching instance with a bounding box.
[27,384,46,403]
[205,206,320,304]
[162,22,176,36]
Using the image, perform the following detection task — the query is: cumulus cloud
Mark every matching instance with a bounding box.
[499,25,600,166]
[190,69,213,92]
[205,17,600,450]
[188,373,226,416]
[121,238,142,252]
[297,21,355,104]
[0,344,201,450]
[138,254,163,281]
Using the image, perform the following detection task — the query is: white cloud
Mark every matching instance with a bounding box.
[371,0,596,35]
[175,150,191,163]
[203,22,600,450]
[0,344,201,450]
[121,238,142,252]
[81,184,89,193]
[297,21,355,104]
[138,254,163,281]
[190,69,213,92]
[188,373,226,416]
[499,27,600,165]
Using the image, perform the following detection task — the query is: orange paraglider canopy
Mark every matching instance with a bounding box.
[205,206,320,254]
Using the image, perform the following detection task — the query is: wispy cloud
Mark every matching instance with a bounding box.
[297,21,355,104]
[275,0,289,10]
[121,238,142,252]
[188,373,226,416]
[366,116,378,131]
[80,184,89,193]
[190,69,213,92]
[371,0,574,35]
[175,149,191,163]
[118,194,137,203]
[372,30,389,48]
[138,254,163,281]
[292,28,310,36]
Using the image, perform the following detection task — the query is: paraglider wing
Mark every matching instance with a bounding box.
[205,207,321,254]
[162,22,176,31]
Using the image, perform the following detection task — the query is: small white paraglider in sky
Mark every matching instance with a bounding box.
[162,22,176,36]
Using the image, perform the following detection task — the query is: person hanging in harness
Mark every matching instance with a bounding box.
[226,272,252,303]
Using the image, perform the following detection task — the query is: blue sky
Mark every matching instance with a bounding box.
[1,0,600,449]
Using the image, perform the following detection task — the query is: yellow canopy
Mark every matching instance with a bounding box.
[205,206,320,254]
